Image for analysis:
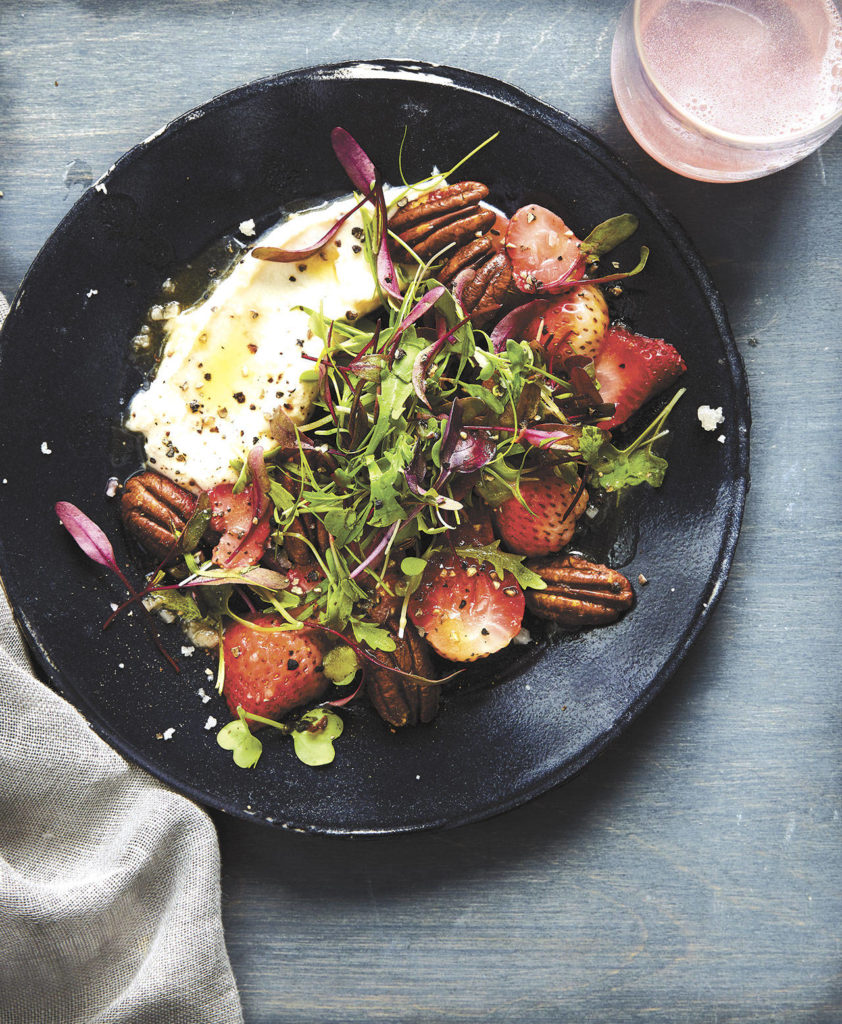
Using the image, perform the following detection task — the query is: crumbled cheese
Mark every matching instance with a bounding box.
[717,434,726,444]
[638,573,649,585]
[118,663,125,669]
[197,687,211,703]
[105,477,120,498]
[204,716,218,731]
[86,289,98,298]
[158,609,176,624]
[94,182,107,195]
[162,727,175,741]
[512,627,532,645]
[697,404,725,431]
[239,218,256,237]
[40,442,52,455]
[180,645,195,657]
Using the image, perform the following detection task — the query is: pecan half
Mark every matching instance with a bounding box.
[390,182,496,263]
[389,182,489,232]
[285,512,330,566]
[366,625,439,728]
[121,471,197,559]
[460,251,514,324]
[525,554,634,627]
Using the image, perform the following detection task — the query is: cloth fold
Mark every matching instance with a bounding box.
[0,293,244,1024]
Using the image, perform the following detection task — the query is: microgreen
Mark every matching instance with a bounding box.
[579,389,685,494]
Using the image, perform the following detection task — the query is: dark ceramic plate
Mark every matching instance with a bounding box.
[0,60,749,835]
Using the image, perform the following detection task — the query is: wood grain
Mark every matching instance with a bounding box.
[2,2,841,1022]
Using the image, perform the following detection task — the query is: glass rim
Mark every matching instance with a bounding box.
[632,0,842,150]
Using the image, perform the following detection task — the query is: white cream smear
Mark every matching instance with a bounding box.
[127,196,380,492]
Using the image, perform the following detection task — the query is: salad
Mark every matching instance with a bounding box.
[56,128,686,770]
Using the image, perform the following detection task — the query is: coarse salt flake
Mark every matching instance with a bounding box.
[162,727,175,741]
[697,405,724,431]
[239,218,256,237]
[204,716,218,731]
[40,442,52,455]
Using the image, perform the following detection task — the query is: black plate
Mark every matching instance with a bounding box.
[0,60,749,835]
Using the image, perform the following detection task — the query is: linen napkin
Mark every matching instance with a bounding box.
[0,293,244,1024]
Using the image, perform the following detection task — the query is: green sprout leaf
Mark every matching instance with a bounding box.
[323,645,360,686]
[216,718,263,768]
[291,709,344,767]
[179,491,212,554]
[580,213,639,259]
[400,556,427,576]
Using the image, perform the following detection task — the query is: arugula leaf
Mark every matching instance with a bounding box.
[323,507,366,547]
[351,619,397,652]
[455,542,547,591]
[580,431,668,492]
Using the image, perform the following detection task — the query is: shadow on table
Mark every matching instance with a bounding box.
[214,611,728,898]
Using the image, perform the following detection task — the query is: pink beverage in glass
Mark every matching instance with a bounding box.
[611,0,842,182]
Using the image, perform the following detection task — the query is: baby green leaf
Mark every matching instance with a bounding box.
[292,709,344,767]
[179,492,212,554]
[580,213,639,258]
[216,719,263,768]
[323,645,360,686]
[401,556,427,576]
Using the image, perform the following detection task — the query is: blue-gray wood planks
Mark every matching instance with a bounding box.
[1,2,840,1021]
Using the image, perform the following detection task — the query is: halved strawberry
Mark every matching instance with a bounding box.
[208,482,271,569]
[593,326,686,431]
[506,205,586,295]
[492,469,588,557]
[408,551,524,662]
[222,615,328,721]
[526,282,609,364]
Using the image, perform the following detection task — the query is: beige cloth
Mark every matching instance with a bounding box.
[0,293,243,1023]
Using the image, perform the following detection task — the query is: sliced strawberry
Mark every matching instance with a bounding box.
[593,326,686,430]
[222,615,328,721]
[408,551,524,662]
[208,482,271,569]
[492,469,588,557]
[506,205,586,295]
[526,282,609,364]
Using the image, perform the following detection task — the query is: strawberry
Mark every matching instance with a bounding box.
[527,282,609,364]
[492,469,588,557]
[506,204,586,295]
[208,482,271,569]
[408,551,525,662]
[222,615,328,721]
[593,326,686,431]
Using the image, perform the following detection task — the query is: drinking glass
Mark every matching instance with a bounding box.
[611,0,842,182]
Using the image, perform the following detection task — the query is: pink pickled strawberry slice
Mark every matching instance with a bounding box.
[506,205,586,295]
[593,326,686,430]
[208,483,271,569]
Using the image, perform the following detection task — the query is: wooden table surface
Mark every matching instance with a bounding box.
[2,2,840,1022]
